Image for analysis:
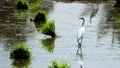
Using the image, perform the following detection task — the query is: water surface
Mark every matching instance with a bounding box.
[0,0,120,68]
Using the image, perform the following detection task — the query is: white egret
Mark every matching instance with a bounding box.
[77,17,85,47]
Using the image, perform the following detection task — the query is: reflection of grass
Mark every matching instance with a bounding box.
[100,8,120,43]
[41,38,55,53]
[10,44,31,59]
[12,59,31,68]
[39,20,56,38]
[115,15,120,23]
[29,0,42,9]
[14,10,30,19]
[48,60,70,68]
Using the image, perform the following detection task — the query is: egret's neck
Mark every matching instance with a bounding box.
[82,18,85,27]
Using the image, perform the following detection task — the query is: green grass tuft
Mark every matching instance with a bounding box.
[34,11,47,23]
[10,44,31,59]
[48,60,70,68]
[16,0,29,9]
[39,20,56,38]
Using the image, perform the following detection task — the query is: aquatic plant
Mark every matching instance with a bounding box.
[39,20,56,38]
[34,11,47,23]
[48,60,70,68]
[16,0,29,9]
[10,44,31,59]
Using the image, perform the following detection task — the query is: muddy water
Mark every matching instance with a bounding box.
[0,0,120,68]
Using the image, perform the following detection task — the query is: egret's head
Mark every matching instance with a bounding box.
[79,17,85,26]
[79,17,85,20]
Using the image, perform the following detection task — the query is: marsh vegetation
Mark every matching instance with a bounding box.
[16,0,29,9]
[34,11,47,23]
[0,0,120,68]
[48,60,70,68]
[39,20,56,38]
[10,44,31,59]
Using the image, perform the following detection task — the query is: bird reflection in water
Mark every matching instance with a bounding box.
[76,44,84,68]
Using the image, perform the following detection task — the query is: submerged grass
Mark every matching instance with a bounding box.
[48,60,70,68]
[39,20,56,38]
[10,44,31,59]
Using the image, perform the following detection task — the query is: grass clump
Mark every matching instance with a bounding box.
[48,60,70,68]
[16,0,29,9]
[34,11,47,23]
[39,20,56,38]
[10,44,31,59]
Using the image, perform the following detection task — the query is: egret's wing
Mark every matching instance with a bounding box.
[77,27,85,43]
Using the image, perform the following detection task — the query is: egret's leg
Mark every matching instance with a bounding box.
[78,42,81,48]
[80,65,83,68]
[81,38,83,45]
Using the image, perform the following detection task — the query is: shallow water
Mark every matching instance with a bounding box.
[0,0,120,68]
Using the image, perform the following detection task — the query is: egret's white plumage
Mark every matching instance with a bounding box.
[77,18,85,46]
[77,27,85,43]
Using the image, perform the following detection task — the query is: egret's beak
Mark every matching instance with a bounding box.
[79,18,83,19]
